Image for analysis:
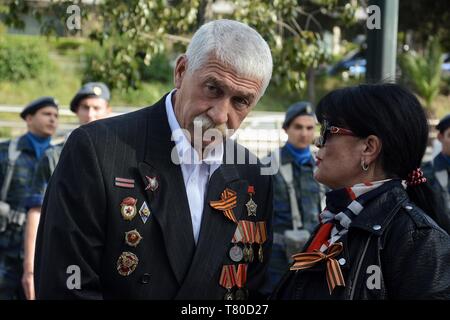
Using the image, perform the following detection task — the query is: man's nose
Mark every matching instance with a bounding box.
[207,99,229,125]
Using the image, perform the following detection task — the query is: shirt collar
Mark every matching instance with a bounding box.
[165,89,223,167]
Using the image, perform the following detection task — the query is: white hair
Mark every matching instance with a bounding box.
[185,19,273,98]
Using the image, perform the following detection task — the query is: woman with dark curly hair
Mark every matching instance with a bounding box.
[272,83,450,300]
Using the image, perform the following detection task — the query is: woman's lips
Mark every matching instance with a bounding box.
[316,157,322,166]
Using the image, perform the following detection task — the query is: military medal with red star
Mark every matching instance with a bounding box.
[120,197,137,221]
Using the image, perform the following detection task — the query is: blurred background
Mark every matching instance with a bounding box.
[0,0,449,159]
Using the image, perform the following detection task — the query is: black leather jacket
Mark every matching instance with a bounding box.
[272,186,450,300]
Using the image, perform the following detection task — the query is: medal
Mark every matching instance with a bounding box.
[230,224,244,262]
[120,197,137,221]
[235,288,248,300]
[224,290,234,300]
[145,176,159,192]
[219,265,236,300]
[124,229,143,247]
[210,188,238,224]
[117,251,139,276]
[245,186,257,217]
[241,221,256,263]
[229,245,244,263]
[139,201,151,224]
[248,221,255,262]
[235,264,248,300]
[255,221,267,263]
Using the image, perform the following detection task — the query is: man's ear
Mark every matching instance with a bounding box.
[437,132,443,143]
[25,114,34,126]
[362,135,382,165]
[174,55,188,89]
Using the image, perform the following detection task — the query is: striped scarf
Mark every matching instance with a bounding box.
[308,179,404,253]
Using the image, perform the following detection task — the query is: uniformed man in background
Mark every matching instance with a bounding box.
[0,97,58,299]
[262,102,324,295]
[22,82,111,300]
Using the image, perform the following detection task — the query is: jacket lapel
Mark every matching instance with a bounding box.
[176,161,249,298]
[136,96,196,286]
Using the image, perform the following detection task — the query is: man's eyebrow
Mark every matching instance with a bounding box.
[204,76,256,101]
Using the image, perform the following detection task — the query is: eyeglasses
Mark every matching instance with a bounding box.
[315,120,356,147]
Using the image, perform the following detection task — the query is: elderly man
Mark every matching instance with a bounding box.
[35,19,274,300]
[22,82,112,300]
[0,97,58,299]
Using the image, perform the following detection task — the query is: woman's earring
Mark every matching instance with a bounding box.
[361,160,369,171]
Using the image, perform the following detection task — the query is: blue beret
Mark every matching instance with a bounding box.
[70,82,110,112]
[20,96,58,119]
[283,101,314,129]
[436,114,450,133]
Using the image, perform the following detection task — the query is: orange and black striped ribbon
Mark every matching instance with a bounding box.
[290,242,345,294]
[210,188,238,223]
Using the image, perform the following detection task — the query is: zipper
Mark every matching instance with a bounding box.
[349,234,373,300]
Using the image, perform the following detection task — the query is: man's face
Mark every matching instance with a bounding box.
[26,106,58,138]
[76,97,111,125]
[438,128,450,156]
[172,55,262,149]
[285,115,316,149]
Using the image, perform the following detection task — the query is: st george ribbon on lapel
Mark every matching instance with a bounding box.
[209,188,238,224]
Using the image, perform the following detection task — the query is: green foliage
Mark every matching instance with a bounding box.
[0,35,51,81]
[140,53,173,83]
[1,0,359,94]
[91,0,357,93]
[400,37,444,113]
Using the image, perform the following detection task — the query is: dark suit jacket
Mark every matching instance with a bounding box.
[34,94,273,299]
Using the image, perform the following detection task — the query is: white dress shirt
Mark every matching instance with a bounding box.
[165,90,223,244]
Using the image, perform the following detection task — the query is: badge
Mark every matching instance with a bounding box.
[120,197,137,221]
[115,177,135,189]
[139,201,151,224]
[229,244,244,263]
[125,229,143,247]
[145,176,159,192]
[245,186,257,217]
[117,251,139,276]
[93,86,102,96]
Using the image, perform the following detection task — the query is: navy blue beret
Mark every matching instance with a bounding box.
[436,114,450,133]
[282,101,314,129]
[70,82,110,112]
[20,96,58,119]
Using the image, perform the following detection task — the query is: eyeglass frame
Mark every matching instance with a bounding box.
[315,120,356,147]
